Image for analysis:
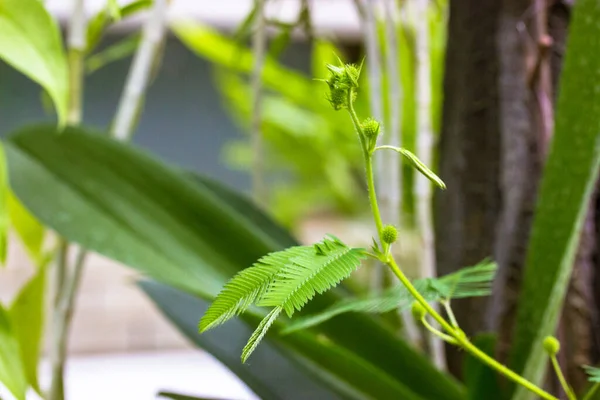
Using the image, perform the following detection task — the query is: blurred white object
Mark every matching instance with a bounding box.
[45,0,361,40]
[0,351,257,400]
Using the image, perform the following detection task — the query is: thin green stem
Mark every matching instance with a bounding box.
[384,234,556,400]
[550,355,576,400]
[441,300,459,329]
[420,317,458,344]
[360,132,557,399]
[583,382,600,400]
[347,89,382,236]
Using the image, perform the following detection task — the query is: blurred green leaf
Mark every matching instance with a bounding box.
[0,304,27,400]
[172,22,320,110]
[509,1,600,398]
[464,334,503,400]
[86,0,151,53]
[0,144,8,265]
[584,366,600,383]
[5,124,464,400]
[284,260,496,332]
[8,190,45,263]
[0,0,68,125]
[107,0,121,20]
[9,265,46,394]
[86,33,140,74]
[268,28,292,59]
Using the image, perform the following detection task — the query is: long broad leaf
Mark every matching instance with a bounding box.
[141,280,425,400]
[0,304,27,400]
[5,124,464,400]
[9,265,46,393]
[0,0,68,124]
[509,1,600,398]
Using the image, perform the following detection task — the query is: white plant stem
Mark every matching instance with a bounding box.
[251,0,268,206]
[112,0,168,141]
[49,0,87,397]
[381,0,422,348]
[48,2,169,399]
[414,0,446,369]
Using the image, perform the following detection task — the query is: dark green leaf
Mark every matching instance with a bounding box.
[86,33,140,74]
[6,124,464,400]
[140,280,353,400]
[142,280,426,400]
[464,334,504,400]
[508,2,600,398]
[185,173,297,249]
[0,0,68,124]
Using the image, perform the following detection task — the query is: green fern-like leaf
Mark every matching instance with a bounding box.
[431,258,497,300]
[284,259,497,333]
[241,306,283,363]
[199,245,312,332]
[258,235,366,317]
[199,235,365,362]
[584,365,600,382]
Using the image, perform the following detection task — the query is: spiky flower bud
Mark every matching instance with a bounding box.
[543,336,560,356]
[362,118,380,139]
[323,58,363,111]
[328,85,348,110]
[361,118,380,151]
[381,224,398,244]
[411,301,427,321]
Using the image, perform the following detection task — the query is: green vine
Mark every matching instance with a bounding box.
[199,58,600,400]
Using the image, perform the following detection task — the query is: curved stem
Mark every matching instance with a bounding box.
[361,132,557,400]
[387,251,557,400]
[347,90,383,237]
[550,355,576,400]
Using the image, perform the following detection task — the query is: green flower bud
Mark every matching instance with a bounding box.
[411,301,427,321]
[543,336,560,356]
[328,85,348,110]
[362,118,380,139]
[381,224,398,244]
[343,63,362,88]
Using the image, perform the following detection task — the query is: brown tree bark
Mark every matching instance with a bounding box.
[436,1,593,387]
[435,0,502,376]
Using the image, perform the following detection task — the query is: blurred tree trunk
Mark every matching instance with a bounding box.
[435,1,595,390]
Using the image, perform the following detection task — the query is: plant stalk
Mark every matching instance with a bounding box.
[413,0,446,369]
[349,89,558,400]
[550,355,576,400]
[48,2,169,399]
[48,0,86,398]
[250,0,268,206]
[112,0,168,141]
[356,0,388,294]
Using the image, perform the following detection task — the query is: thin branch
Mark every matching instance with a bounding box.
[251,0,268,206]
[112,0,169,141]
[48,3,169,399]
[414,0,446,369]
[48,0,86,397]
